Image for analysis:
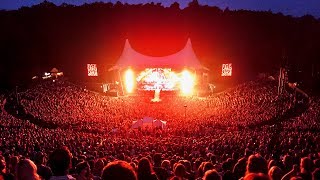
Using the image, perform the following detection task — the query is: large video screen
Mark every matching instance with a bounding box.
[136,68,179,91]
[222,63,232,76]
[87,64,98,76]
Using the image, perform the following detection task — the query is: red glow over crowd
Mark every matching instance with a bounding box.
[0,78,320,180]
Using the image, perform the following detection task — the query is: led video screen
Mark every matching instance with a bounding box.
[87,64,98,77]
[222,63,232,76]
[136,68,179,91]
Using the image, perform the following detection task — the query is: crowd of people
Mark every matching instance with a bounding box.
[0,79,319,180]
[17,80,293,132]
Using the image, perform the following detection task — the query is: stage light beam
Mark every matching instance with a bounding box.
[180,70,195,96]
[125,69,135,93]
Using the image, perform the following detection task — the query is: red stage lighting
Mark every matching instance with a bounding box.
[180,70,195,96]
[124,69,135,93]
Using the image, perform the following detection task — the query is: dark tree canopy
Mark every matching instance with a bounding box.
[0,1,320,88]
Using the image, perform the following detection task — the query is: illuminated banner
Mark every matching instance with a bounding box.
[222,63,232,76]
[87,64,98,76]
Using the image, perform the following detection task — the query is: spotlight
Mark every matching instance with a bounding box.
[180,70,195,96]
[124,69,135,93]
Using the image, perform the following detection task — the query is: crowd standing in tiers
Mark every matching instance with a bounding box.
[0,79,319,180]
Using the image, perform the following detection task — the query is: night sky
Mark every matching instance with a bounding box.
[0,0,320,18]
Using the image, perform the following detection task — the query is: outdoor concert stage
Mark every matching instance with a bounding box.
[108,38,209,97]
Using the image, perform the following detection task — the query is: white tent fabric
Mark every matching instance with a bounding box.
[131,119,143,129]
[153,119,162,127]
[131,118,167,129]
[109,39,208,71]
[141,117,153,128]
[143,117,153,123]
[153,119,167,129]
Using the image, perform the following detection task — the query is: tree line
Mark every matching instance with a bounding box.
[0,0,319,89]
